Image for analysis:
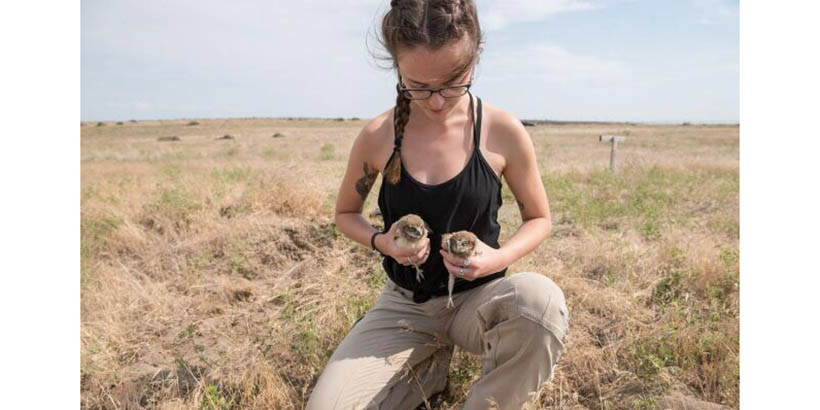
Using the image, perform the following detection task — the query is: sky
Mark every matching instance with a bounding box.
[81,0,739,123]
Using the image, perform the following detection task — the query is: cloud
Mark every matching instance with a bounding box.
[692,0,738,24]
[478,0,602,31]
[481,43,626,84]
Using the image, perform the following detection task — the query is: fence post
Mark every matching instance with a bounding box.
[599,135,626,171]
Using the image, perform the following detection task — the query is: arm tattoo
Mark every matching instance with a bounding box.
[355,162,379,200]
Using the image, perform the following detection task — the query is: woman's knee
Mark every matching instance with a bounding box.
[508,272,570,341]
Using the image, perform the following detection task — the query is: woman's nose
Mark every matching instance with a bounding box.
[428,93,446,109]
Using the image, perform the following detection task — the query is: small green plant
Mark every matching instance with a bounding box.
[160,189,198,213]
[346,294,374,322]
[638,215,661,240]
[278,293,297,321]
[653,271,682,306]
[210,166,251,182]
[187,121,200,126]
[200,383,232,410]
[292,328,319,358]
[322,222,341,239]
[162,163,182,181]
[449,352,481,386]
[364,264,386,289]
[227,255,249,277]
[81,216,122,242]
[178,323,199,341]
[319,143,335,161]
[632,335,676,380]
[632,395,661,410]
[141,187,201,227]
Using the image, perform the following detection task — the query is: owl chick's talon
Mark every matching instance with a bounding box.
[415,266,424,282]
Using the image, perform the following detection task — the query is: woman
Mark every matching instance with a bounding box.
[307,1,569,408]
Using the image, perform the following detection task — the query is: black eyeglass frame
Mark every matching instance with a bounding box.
[397,74,474,100]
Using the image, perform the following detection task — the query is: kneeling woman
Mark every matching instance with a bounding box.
[307,1,570,408]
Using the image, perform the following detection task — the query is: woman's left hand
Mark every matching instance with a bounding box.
[439,238,507,281]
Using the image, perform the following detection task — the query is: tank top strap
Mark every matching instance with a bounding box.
[472,93,483,147]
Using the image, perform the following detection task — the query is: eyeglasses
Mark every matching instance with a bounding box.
[397,76,473,100]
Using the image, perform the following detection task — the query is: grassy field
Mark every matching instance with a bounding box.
[80,118,738,409]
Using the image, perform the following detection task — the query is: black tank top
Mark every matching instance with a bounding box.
[377,93,507,303]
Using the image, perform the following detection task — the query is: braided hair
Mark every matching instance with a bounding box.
[379,0,483,184]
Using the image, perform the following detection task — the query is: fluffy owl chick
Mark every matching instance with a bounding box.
[441,230,482,309]
[393,214,431,282]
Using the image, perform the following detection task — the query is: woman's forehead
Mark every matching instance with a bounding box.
[397,42,473,85]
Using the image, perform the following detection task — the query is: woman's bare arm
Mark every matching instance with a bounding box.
[334,120,384,249]
[495,112,552,267]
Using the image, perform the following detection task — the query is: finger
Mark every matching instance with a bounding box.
[439,249,465,267]
[439,249,455,265]
[414,246,427,262]
[417,242,432,264]
[443,259,474,281]
[398,255,414,266]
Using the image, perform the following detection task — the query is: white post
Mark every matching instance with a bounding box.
[599,135,626,172]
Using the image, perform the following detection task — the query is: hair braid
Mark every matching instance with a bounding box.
[385,85,411,184]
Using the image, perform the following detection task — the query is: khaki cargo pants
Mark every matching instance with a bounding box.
[306,272,570,410]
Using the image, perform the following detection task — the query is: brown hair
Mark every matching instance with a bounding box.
[377,0,484,184]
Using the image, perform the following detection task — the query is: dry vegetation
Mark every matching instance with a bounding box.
[81,118,738,409]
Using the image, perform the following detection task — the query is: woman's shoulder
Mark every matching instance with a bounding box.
[354,107,396,171]
[479,100,533,155]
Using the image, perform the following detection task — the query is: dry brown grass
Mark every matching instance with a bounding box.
[81,118,738,409]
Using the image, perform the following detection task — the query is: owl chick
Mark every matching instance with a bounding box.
[393,214,431,282]
[441,230,482,309]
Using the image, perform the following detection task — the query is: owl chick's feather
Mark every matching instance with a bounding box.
[441,230,482,309]
[393,214,431,282]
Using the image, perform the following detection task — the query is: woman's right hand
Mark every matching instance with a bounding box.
[375,222,431,266]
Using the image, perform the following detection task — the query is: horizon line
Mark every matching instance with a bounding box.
[80,116,740,126]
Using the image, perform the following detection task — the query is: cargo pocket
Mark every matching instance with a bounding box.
[476,287,518,377]
[480,326,500,376]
